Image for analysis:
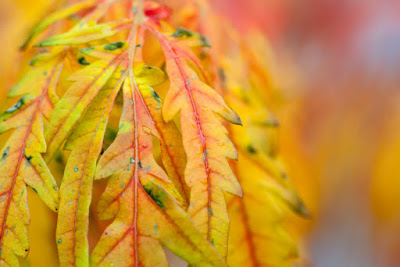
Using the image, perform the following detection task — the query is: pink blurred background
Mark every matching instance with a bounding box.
[213,0,400,266]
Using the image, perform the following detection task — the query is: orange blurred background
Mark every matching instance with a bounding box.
[1,0,400,266]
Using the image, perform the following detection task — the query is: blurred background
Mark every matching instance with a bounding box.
[1,0,400,266]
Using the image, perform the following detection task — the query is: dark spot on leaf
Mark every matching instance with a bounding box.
[171,27,193,38]
[200,35,211,47]
[138,161,143,169]
[104,41,125,51]
[171,27,211,47]
[207,207,213,216]
[57,239,62,244]
[1,147,10,161]
[78,56,90,65]
[32,188,37,193]
[29,58,39,66]
[25,155,33,162]
[218,68,226,85]
[105,127,117,143]
[247,145,257,154]
[143,186,165,209]
[151,90,161,104]
[55,151,63,163]
[5,97,25,114]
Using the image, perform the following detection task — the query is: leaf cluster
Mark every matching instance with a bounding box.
[0,0,307,266]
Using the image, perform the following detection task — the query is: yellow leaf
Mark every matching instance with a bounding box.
[227,154,298,267]
[44,54,127,163]
[21,0,97,49]
[0,59,62,266]
[55,62,126,267]
[35,19,132,47]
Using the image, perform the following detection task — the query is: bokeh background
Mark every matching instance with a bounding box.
[1,0,400,266]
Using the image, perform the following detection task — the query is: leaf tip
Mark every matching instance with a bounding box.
[230,109,243,126]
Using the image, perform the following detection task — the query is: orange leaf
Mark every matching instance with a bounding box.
[147,22,242,258]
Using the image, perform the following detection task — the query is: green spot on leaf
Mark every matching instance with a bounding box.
[143,186,165,209]
[247,145,257,154]
[104,41,125,51]
[171,27,211,47]
[78,56,90,65]
[1,146,10,161]
[151,90,161,104]
[172,27,193,38]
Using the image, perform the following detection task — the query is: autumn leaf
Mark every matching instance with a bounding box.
[0,59,62,265]
[35,19,132,47]
[91,73,225,266]
[146,22,243,259]
[227,151,305,267]
[214,25,308,267]
[44,54,127,163]
[55,58,127,266]
[21,0,98,49]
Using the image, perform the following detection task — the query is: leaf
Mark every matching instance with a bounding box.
[0,59,62,265]
[91,74,225,267]
[147,23,242,258]
[226,86,290,182]
[129,28,189,206]
[43,53,127,163]
[227,152,299,267]
[81,32,189,205]
[168,27,213,85]
[215,29,309,266]
[55,62,126,267]
[21,0,97,49]
[35,19,132,47]
[138,83,189,206]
